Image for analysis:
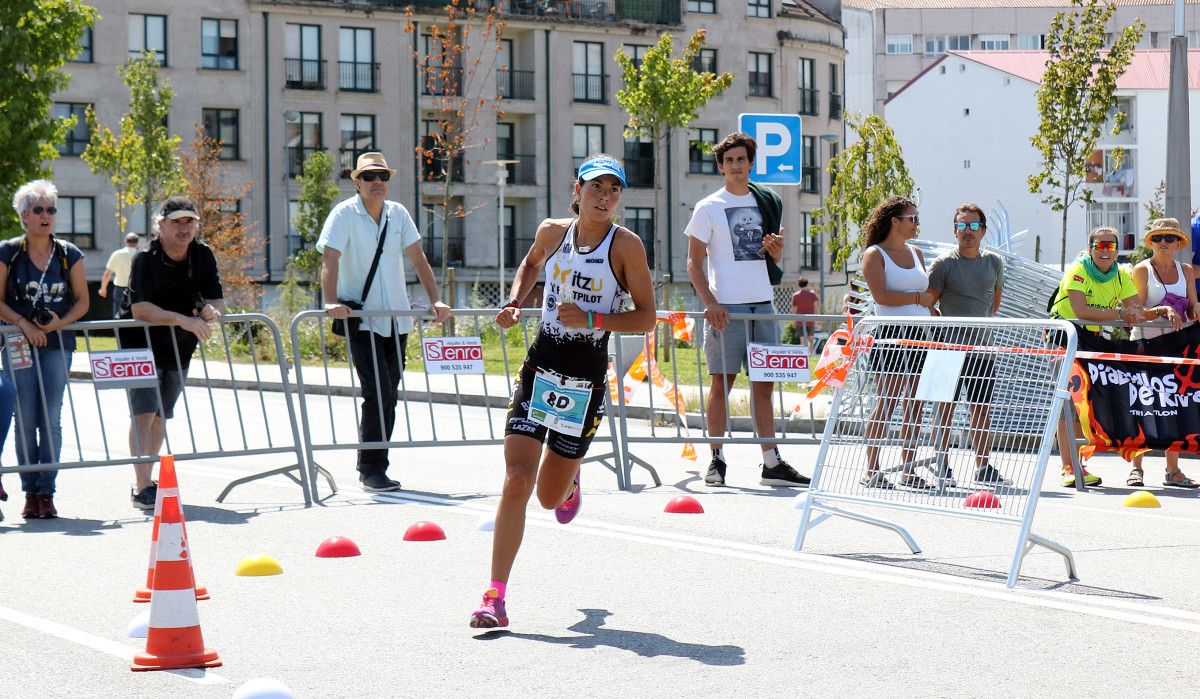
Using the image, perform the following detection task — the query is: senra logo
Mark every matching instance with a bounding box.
[92,355,155,379]
[748,347,808,370]
[425,341,483,362]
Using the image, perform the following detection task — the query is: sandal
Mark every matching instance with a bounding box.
[1164,470,1200,489]
[1127,467,1145,487]
[899,473,934,490]
[859,471,895,490]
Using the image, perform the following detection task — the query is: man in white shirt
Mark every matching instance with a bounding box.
[685,132,808,488]
[318,152,450,492]
[99,232,139,317]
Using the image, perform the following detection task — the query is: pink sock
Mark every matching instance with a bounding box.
[489,581,507,599]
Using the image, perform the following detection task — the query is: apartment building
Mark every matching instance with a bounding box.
[52,0,847,307]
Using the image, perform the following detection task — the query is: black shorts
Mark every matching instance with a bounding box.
[505,363,606,459]
[868,324,928,375]
[956,354,996,404]
[128,369,187,419]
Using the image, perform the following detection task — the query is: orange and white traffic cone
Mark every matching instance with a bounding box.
[131,493,221,671]
[134,456,208,603]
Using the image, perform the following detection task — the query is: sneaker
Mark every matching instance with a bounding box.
[37,494,57,519]
[760,460,811,487]
[1061,468,1102,487]
[469,588,508,629]
[704,457,727,487]
[22,494,40,519]
[0,476,8,501]
[131,483,157,510]
[555,473,582,524]
[975,464,1013,486]
[360,473,401,492]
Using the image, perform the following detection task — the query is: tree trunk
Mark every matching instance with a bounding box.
[1059,198,1069,270]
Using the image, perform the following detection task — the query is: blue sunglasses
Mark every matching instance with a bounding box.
[955,222,983,232]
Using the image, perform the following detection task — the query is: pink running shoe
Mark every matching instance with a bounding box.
[469,588,508,628]
[555,472,582,524]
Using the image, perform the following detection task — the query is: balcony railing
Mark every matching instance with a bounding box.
[496,0,680,23]
[287,146,326,178]
[284,58,326,90]
[424,223,466,267]
[422,153,465,183]
[798,87,818,116]
[499,153,537,185]
[339,61,380,92]
[497,69,535,100]
[422,67,463,96]
[624,156,654,188]
[829,92,843,120]
[800,166,819,194]
[573,73,608,103]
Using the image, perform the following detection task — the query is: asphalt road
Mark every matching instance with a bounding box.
[1,390,1199,697]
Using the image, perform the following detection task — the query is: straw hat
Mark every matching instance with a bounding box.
[350,152,397,179]
[1143,217,1191,248]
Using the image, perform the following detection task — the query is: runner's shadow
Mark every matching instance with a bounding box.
[1,517,124,537]
[475,608,746,666]
[180,504,260,525]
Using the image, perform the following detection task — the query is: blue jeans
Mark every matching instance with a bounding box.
[5,347,71,494]
[111,285,127,318]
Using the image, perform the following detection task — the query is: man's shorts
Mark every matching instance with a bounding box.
[955,354,996,405]
[704,302,780,376]
[129,369,187,419]
[504,363,606,460]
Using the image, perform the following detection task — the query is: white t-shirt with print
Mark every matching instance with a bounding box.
[684,188,773,305]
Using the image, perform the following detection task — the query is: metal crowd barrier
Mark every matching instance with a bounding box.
[793,316,1079,588]
[289,308,631,500]
[0,315,312,505]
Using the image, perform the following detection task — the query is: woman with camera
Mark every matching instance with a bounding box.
[0,180,89,519]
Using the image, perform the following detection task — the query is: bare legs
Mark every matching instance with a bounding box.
[130,413,165,492]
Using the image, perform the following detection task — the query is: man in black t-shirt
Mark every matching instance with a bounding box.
[118,196,224,509]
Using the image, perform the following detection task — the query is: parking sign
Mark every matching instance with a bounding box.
[737,113,803,185]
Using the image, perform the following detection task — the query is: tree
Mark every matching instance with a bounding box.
[812,112,915,270]
[405,0,505,298]
[83,51,186,236]
[1029,0,1144,269]
[0,0,98,237]
[180,125,263,312]
[615,30,733,276]
[290,149,339,293]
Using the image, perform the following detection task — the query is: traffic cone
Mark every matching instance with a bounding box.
[134,456,209,602]
[131,494,221,671]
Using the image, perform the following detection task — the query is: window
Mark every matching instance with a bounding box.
[573,124,604,172]
[1086,148,1137,198]
[1189,31,1200,47]
[72,27,93,63]
[285,112,323,177]
[978,34,1011,51]
[687,0,716,13]
[422,33,463,96]
[497,122,515,159]
[693,48,717,74]
[747,0,771,18]
[504,205,532,268]
[1085,202,1135,242]
[885,35,913,54]
[285,24,324,90]
[624,136,654,188]
[201,18,238,70]
[1136,32,1161,49]
[626,208,655,267]
[52,103,89,156]
[1106,96,1135,134]
[797,213,818,270]
[798,58,816,115]
[340,27,377,91]
[573,42,606,102]
[748,52,772,97]
[828,141,839,190]
[1016,34,1045,50]
[129,14,167,65]
[55,197,94,249]
[202,108,240,160]
[801,136,817,193]
[689,128,718,174]
[829,63,841,119]
[420,120,464,182]
[624,44,650,70]
[925,35,970,54]
[287,200,304,257]
[422,201,465,267]
[339,114,375,178]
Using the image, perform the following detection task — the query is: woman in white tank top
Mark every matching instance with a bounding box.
[1128,220,1200,488]
[859,196,936,490]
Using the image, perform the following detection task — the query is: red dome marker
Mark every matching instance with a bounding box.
[403,521,447,541]
[963,491,1001,509]
[664,495,704,514]
[315,536,361,558]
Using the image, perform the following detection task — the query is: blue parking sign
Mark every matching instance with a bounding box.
[737,113,803,186]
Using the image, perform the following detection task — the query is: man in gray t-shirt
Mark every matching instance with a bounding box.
[925,203,1010,487]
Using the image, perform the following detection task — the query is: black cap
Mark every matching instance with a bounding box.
[159,195,199,220]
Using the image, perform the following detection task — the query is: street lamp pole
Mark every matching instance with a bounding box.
[484,159,519,303]
[1165,0,1191,232]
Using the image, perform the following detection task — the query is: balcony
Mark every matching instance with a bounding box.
[422,153,465,183]
[573,73,608,103]
[497,69,535,100]
[499,153,537,185]
[423,218,465,267]
[339,61,380,92]
[829,92,842,120]
[801,166,819,194]
[422,67,463,96]
[287,146,326,178]
[798,87,818,116]
[284,58,326,90]
[625,156,654,188]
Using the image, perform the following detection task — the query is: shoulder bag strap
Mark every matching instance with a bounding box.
[358,214,389,304]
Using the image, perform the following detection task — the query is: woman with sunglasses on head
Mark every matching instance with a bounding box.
[0,180,89,519]
[859,195,937,490]
[1126,218,1200,488]
[1049,227,1146,487]
[469,155,656,629]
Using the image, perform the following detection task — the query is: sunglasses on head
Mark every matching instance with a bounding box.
[898,214,919,224]
[1150,234,1181,244]
[358,171,391,182]
[954,221,982,232]
[30,206,57,215]
[1091,240,1118,252]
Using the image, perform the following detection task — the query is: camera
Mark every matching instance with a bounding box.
[193,292,208,314]
[28,305,53,326]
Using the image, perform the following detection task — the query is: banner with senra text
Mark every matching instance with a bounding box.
[1069,355,1200,460]
[90,349,158,389]
[422,336,484,374]
[747,343,810,382]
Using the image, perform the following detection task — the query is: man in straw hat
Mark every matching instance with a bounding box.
[318,152,450,492]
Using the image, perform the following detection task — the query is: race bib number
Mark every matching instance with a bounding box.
[5,335,32,371]
[747,343,810,382]
[529,368,592,437]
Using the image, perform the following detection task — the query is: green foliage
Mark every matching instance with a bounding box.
[291,150,338,287]
[83,51,186,234]
[0,0,98,237]
[1028,0,1144,269]
[812,112,914,270]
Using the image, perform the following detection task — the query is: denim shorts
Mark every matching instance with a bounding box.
[128,369,187,419]
[703,302,780,376]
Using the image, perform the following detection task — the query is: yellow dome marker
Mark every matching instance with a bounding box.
[235,554,283,576]
[1123,491,1161,508]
